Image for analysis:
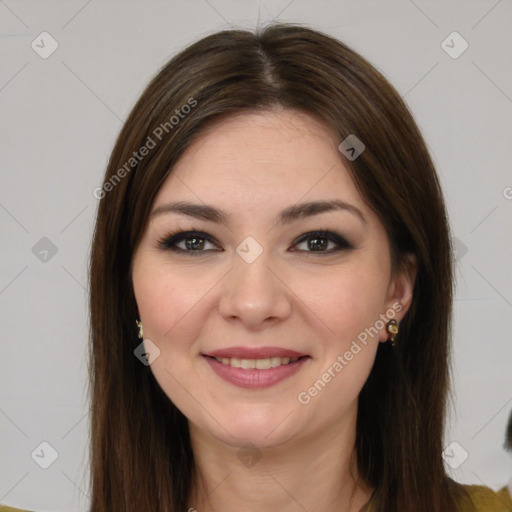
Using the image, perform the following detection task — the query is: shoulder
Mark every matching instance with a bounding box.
[0,506,34,512]
[496,485,512,509]
[459,484,512,511]
[0,503,35,512]
[363,484,511,512]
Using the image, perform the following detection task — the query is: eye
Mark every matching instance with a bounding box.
[157,230,221,255]
[157,229,353,255]
[291,230,353,254]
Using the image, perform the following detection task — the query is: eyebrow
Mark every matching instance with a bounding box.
[150,199,366,225]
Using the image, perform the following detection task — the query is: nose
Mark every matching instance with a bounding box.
[218,250,292,330]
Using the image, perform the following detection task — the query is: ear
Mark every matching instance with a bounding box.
[379,253,417,342]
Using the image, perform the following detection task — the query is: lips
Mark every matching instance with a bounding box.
[203,346,307,359]
[201,346,311,389]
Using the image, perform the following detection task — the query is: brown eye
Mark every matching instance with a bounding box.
[291,231,353,254]
[158,230,221,255]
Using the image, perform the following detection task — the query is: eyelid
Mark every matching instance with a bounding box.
[156,228,354,255]
[157,229,220,253]
[292,230,353,251]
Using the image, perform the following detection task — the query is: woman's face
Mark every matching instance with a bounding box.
[132,109,414,450]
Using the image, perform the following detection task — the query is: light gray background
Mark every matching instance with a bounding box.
[1,1,511,510]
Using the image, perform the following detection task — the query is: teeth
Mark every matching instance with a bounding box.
[255,358,270,369]
[214,356,300,369]
[241,359,256,369]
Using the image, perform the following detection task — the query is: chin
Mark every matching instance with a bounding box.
[195,404,302,450]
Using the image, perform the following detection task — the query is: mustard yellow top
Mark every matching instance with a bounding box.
[450,485,512,511]
[1,485,510,511]
[496,484,512,510]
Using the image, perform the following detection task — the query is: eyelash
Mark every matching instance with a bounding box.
[156,228,354,256]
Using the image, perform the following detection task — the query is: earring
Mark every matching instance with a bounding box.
[136,319,143,340]
[386,319,399,347]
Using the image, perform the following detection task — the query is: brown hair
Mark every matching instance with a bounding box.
[88,23,470,511]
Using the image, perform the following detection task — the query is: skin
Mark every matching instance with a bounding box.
[132,109,416,512]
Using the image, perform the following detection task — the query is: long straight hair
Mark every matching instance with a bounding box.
[88,23,470,511]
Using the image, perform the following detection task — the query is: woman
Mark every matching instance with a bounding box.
[84,23,507,512]
[0,19,505,512]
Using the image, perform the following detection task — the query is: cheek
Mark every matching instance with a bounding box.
[294,268,385,412]
[292,261,390,348]
[133,255,210,345]
[132,257,209,414]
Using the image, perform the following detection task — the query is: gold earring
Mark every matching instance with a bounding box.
[136,319,143,340]
[386,319,398,347]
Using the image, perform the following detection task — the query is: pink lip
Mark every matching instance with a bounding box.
[202,354,310,389]
[203,346,307,359]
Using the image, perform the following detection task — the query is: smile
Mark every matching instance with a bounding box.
[213,356,300,369]
[203,354,310,389]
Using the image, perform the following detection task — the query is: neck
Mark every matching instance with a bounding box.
[187,406,374,512]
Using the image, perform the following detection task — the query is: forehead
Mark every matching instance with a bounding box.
[152,110,366,216]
